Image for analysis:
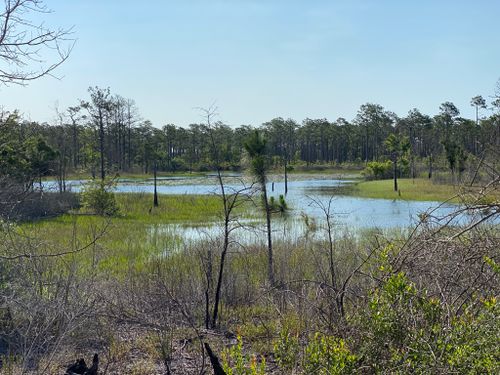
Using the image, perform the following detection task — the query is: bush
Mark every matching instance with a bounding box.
[356,272,500,374]
[303,333,357,374]
[362,160,392,180]
[221,335,266,375]
[80,179,118,216]
[273,325,300,372]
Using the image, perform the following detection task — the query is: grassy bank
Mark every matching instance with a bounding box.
[347,178,459,201]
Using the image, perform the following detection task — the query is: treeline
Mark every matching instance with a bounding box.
[1,86,499,183]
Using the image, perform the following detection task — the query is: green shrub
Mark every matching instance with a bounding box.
[303,333,357,374]
[273,325,300,372]
[444,299,499,374]
[362,160,392,180]
[80,179,118,216]
[269,194,287,213]
[222,335,266,375]
[357,272,500,374]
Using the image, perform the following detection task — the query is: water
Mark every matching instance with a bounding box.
[44,176,496,247]
[46,176,465,228]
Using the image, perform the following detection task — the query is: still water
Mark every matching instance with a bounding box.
[48,176,460,230]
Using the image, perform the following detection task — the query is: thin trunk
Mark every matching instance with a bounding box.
[284,156,288,195]
[393,157,398,192]
[211,215,228,328]
[127,110,132,170]
[204,287,210,329]
[153,162,158,207]
[325,212,342,317]
[72,122,78,169]
[208,115,231,329]
[204,243,213,330]
[262,185,274,286]
[428,154,433,179]
[99,110,105,181]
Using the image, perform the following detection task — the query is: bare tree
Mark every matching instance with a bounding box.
[0,0,74,85]
[198,105,253,328]
[81,87,112,181]
[125,99,140,170]
[67,105,85,169]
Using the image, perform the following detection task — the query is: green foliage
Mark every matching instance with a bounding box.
[384,133,410,155]
[457,146,468,174]
[442,140,468,175]
[362,160,392,180]
[303,333,357,374]
[484,256,500,274]
[359,272,445,371]
[0,142,29,182]
[25,137,58,179]
[442,140,458,172]
[357,272,500,374]
[444,299,499,374]
[268,194,287,213]
[244,130,268,185]
[0,127,57,185]
[222,335,266,375]
[80,179,118,216]
[273,325,300,372]
[169,156,189,172]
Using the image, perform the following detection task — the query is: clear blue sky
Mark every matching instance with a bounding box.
[1,0,499,127]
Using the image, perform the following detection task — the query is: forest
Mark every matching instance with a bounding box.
[2,85,499,185]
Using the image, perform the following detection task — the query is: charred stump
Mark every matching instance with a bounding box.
[65,354,98,375]
[204,343,226,375]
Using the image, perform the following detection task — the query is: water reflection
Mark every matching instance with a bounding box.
[44,176,460,229]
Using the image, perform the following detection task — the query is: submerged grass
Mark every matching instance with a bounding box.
[17,193,235,275]
[114,193,227,223]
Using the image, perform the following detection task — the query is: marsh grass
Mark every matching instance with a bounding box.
[347,178,460,201]
[352,178,500,203]
[115,193,227,223]
[17,193,235,275]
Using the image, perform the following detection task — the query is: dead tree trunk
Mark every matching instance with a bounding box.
[204,343,226,375]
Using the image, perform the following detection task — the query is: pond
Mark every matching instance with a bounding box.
[46,176,461,230]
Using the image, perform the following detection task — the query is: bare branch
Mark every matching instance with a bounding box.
[0,0,74,85]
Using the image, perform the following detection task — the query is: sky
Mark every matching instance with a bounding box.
[1,0,499,127]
